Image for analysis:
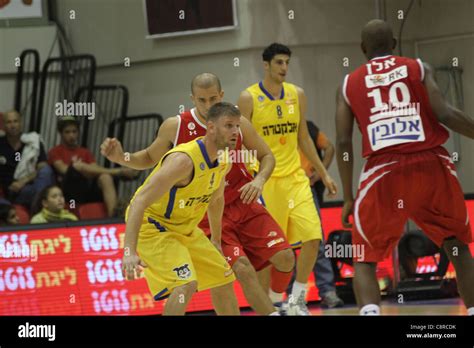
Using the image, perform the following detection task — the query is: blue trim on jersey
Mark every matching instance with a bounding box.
[164,187,178,219]
[148,217,166,232]
[154,288,170,301]
[291,241,303,249]
[197,139,218,168]
[258,81,285,100]
[259,194,266,207]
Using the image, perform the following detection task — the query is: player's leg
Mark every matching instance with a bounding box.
[235,201,295,311]
[163,281,198,315]
[96,173,117,216]
[210,282,240,315]
[257,266,271,292]
[285,170,323,315]
[442,238,474,311]
[230,256,276,315]
[187,228,239,315]
[410,148,473,314]
[136,228,198,316]
[353,262,381,314]
[352,157,407,315]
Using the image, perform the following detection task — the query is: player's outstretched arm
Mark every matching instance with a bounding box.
[423,63,474,139]
[101,117,178,170]
[207,165,231,253]
[238,117,275,204]
[335,86,355,228]
[122,152,193,280]
[296,87,337,196]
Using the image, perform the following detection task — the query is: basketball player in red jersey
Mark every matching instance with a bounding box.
[336,19,474,316]
[101,73,295,315]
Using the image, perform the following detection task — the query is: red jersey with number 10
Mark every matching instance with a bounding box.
[343,55,449,158]
[174,109,254,204]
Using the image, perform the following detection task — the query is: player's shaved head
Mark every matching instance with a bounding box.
[191,73,222,94]
[361,19,396,60]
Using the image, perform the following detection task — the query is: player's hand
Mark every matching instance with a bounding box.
[238,176,264,204]
[101,137,125,165]
[122,253,147,280]
[322,174,337,197]
[342,200,354,228]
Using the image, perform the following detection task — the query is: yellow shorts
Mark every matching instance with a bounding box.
[137,225,235,301]
[262,168,322,247]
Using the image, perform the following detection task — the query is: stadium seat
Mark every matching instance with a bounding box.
[13,204,30,224]
[78,202,108,220]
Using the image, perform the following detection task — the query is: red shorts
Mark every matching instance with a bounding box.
[200,200,290,271]
[353,146,472,263]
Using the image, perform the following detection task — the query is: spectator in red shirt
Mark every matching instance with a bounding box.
[48,117,137,217]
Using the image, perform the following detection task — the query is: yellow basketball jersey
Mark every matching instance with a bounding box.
[126,137,228,234]
[247,81,301,177]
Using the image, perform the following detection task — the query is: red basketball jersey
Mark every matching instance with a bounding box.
[175,109,253,204]
[343,55,449,158]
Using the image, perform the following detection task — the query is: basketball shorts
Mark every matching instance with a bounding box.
[353,146,472,263]
[199,199,291,271]
[261,168,322,247]
[137,223,235,301]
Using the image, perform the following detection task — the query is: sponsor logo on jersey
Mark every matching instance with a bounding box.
[267,231,278,237]
[200,162,205,170]
[267,238,285,248]
[173,264,191,280]
[262,122,298,136]
[367,115,425,151]
[365,65,408,88]
[285,98,297,105]
[188,122,196,130]
[258,95,265,102]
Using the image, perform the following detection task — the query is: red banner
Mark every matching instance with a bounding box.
[1,201,473,315]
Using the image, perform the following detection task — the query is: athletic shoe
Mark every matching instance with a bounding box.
[320,291,344,309]
[287,292,311,316]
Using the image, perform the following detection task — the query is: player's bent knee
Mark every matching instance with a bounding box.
[272,249,295,271]
[233,257,257,283]
[173,280,198,296]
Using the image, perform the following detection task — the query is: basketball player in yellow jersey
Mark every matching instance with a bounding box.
[238,43,338,315]
[122,102,240,315]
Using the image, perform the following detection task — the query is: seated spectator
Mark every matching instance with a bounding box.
[0,203,20,226]
[48,117,137,217]
[0,110,55,208]
[30,185,78,224]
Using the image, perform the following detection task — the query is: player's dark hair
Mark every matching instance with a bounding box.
[207,102,240,122]
[57,117,80,133]
[0,203,15,226]
[262,43,292,62]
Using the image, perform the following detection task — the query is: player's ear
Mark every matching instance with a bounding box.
[219,89,224,99]
[360,42,367,56]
